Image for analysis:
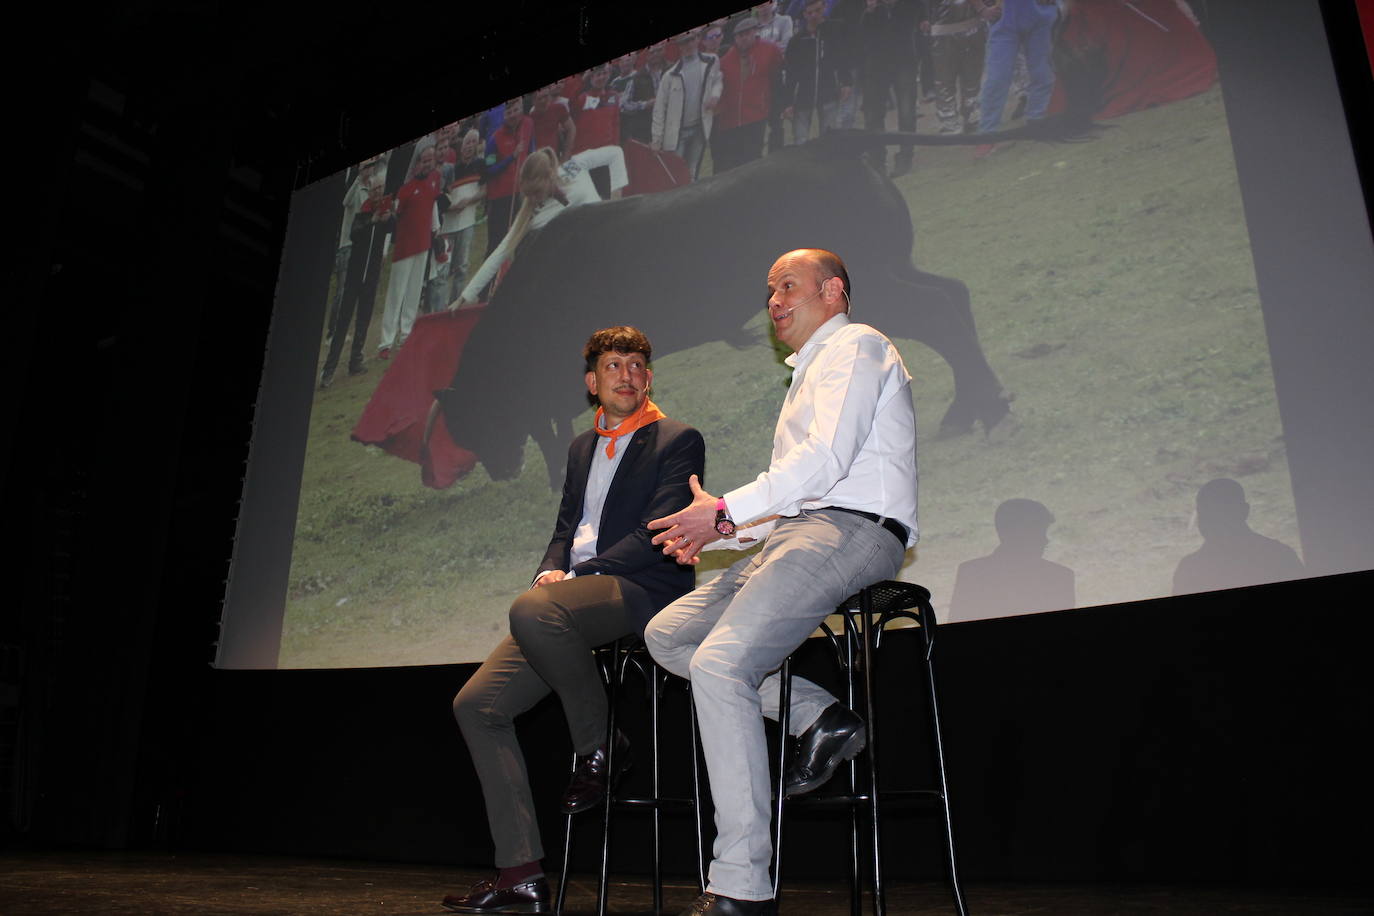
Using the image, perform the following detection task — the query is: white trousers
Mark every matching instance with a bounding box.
[379,250,426,351]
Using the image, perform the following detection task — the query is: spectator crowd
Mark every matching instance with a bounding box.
[319,0,1087,390]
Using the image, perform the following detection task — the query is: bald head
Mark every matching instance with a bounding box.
[801,248,851,301]
[766,248,851,351]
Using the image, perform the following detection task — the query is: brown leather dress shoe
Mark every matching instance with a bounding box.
[440,876,550,913]
[560,729,631,814]
[677,891,778,915]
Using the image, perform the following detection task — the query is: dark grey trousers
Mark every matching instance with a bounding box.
[452,575,635,866]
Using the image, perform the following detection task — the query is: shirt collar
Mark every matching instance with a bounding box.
[784,312,850,368]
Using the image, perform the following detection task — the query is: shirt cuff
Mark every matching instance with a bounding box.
[705,516,777,550]
[531,569,572,588]
[723,483,769,530]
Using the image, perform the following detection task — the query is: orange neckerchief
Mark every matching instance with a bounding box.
[593,397,666,459]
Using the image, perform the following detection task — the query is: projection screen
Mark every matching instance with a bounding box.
[216,0,1374,669]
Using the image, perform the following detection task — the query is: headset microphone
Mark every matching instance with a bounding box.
[775,287,824,320]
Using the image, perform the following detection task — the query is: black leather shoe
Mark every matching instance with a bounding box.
[560,729,631,814]
[440,876,550,913]
[784,702,866,797]
[677,891,777,915]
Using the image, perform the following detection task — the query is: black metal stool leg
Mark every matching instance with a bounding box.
[842,612,861,916]
[596,639,625,916]
[859,594,885,916]
[650,664,664,915]
[920,602,969,916]
[556,749,577,915]
[560,642,617,916]
[771,656,792,901]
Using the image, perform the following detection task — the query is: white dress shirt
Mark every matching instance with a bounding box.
[718,313,919,548]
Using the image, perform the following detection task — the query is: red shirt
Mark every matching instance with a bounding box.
[717,39,784,131]
[570,91,621,153]
[530,100,571,152]
[362,195,392,218]
[486,116,534,200]
[391,170,443,262]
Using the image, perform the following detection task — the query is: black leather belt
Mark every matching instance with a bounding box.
[822,506,908,548]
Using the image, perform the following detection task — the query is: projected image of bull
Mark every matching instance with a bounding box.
[434,133,1010,488]
[261,1,1307,670]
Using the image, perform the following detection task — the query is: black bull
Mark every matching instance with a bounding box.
[437,133,1013,488]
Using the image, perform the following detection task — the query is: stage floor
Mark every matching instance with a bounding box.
[1,851,1368,914]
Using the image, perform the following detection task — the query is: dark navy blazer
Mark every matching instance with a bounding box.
[538,418,706,632]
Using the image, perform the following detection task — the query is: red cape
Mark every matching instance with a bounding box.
[1050,0,1218,121]
[351,308,483,489]
[622,139,692,197]
[352,145,688,490]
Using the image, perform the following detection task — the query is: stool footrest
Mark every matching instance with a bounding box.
[784,794,875,808]
[785,789,947,809]
[612,796,698,809]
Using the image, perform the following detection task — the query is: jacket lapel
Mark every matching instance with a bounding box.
[601,423,656,530]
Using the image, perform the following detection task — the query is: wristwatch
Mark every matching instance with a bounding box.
[714,497,737,537]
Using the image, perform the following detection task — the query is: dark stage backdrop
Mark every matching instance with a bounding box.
[184,571,1374,885]
[216,0,1374,670]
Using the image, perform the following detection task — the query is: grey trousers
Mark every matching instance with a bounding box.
[644,510,904,901]
[452,575,635,866]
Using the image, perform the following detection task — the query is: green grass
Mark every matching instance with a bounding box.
[892,86,1290,610]
[280,84,1294,667]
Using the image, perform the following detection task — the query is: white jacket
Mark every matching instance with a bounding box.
[651,53,723,152]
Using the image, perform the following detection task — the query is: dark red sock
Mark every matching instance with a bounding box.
[496,860,543,889]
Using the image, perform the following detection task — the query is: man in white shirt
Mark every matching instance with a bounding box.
[645,249,918,916]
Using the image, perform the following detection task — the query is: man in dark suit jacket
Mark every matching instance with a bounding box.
[444,326,705,915]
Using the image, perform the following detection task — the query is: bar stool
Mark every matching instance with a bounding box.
[771,580,968,916]
[556,637,707,915]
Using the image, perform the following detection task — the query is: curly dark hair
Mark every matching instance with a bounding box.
[583,326,653,372]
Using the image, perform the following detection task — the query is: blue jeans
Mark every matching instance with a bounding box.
[645,509,904,900]
[790,99,847,145]
[790,105,826,144]
[978,0,1058,132]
